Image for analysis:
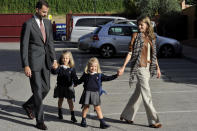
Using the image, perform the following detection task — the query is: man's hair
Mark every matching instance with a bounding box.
[36,0,49,9]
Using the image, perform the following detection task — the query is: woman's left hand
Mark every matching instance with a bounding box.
[157,68,161,78]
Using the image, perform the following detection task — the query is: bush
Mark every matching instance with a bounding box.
[0,0,125,14]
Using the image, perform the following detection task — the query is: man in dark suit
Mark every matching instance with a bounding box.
[20,0,57,130]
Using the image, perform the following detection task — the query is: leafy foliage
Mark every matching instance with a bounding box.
[0,0,125,14]
[124,0,182,18]
[0,0,183,19]
[186,0,197,5]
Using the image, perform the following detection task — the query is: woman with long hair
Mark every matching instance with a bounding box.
[118,15,162,128]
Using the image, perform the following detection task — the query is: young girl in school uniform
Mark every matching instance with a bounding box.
[77,57,119,129]
[52,51,78,123]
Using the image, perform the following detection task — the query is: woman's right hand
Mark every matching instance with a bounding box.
[118,67,125,76]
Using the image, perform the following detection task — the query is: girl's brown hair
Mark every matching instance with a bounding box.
[137,15,156,41]
[59,51,75,68]
[84,57,102,74]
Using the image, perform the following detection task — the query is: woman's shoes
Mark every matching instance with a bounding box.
[120,117,133,124]
[149,123,162,128]
[120,116,161,128]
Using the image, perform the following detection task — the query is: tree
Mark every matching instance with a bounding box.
[124,0,182,18]
[185,0,197,5]
[136,0,160,17]
[158,0,182,16]
[123,0,139,18]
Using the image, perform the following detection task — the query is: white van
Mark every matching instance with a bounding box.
[69,16,126,43]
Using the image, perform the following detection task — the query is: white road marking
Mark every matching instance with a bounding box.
[102,110,197,116]
[107,90,197,95]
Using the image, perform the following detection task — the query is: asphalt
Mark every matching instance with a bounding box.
[182,44,197,63]
[55,41,197,63]
[1,41,197,63]
[0,41,197,131]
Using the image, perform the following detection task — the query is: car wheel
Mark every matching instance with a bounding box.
[159,44,174,58]
[61,36,66,41]
[100,45,115,58]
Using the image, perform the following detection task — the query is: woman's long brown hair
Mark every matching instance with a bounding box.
[137,16,156,41]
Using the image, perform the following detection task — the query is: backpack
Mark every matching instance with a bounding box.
[98,73,107,96]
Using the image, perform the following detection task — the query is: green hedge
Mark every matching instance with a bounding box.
[0,0,125,14]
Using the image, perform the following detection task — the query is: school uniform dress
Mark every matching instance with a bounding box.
[77,73,117,106]
[52,65,78,99]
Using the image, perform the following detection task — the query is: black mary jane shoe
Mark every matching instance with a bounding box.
[100,123,110,129]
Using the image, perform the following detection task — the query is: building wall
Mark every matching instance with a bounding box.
[0,14,33,42]
[182,5,196,39]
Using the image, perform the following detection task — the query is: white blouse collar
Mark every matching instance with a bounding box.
[60,65,69,69]
[89,72,97,75]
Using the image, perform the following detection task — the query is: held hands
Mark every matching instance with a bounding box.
[24,66,32,77]
[52,60,58,69]
[117,67,125,76]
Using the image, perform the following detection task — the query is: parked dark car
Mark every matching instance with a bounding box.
[55,23,66,41]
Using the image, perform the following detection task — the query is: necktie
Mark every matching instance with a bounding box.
[40,20,46,43]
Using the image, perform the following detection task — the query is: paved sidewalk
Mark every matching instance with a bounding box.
[1,42,197,131]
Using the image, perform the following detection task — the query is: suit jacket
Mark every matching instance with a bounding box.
[20,16,56,71]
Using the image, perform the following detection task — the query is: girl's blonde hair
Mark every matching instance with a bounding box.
[137,15,156,41]
[84,57,102,74]
[59,51,75,68]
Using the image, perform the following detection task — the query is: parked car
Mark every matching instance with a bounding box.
[69,16,127,43]
[55,23,66,41]
[78,20,182,58]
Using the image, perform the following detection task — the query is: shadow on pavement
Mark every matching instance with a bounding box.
[0,112,34,128]
[1,99,141,128]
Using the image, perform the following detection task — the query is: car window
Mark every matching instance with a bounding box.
[94,18,114,26]
[94,26,102,34]
[108,26,132,36]
[131,26,138,33]
[116,21,136,26]
[76,18,95,27]
[75,18,114,27]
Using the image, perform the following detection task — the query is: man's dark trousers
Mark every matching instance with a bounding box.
[23,58,50,123]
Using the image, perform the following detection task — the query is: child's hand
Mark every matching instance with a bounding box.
[53,63,59,69]
[52,60,58,69]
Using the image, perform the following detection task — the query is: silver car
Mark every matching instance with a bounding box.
[78,21,182,58]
